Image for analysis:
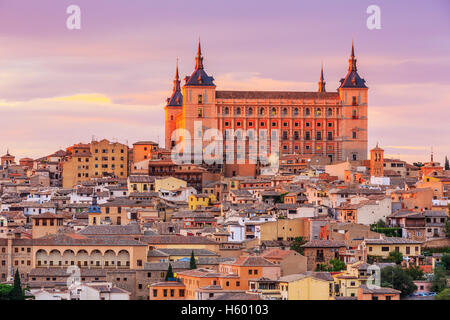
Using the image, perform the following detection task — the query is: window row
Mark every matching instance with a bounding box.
[222,107,338,117]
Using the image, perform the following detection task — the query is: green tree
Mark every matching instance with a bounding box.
[375,219,386,228]
[0,284,13,300]
[405,265,424,280]
[413,162,424,168]
[430,267,447,293]
[328,259,346,272]
[190,250,197,270]
[444,220,450,238]
[440,253,450,271]
[445,156,450,171]
[436,288,450,300]
[381,266,417,297]
[314,259,346,272]
[165,264,174,281]
[9,269,24,300]
[388,251,403,264]
[290,236,307,255]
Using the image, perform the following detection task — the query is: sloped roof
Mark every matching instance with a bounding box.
[78,224,141,235]
[184,68,215,87]
[302,240,347,248]
[339,70,367,88]
[216,91,340,100]
[226,255,275,267]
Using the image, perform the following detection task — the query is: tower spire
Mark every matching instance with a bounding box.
[195,37,204,70]
[349,39,357,72]
[173,58,181,92]
[318,62,326,92]
[431,146,434,163]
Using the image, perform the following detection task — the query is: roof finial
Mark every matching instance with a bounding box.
[173,58,181,92]
[318,62,326,92]
[349,39,357,72]
[195,37,204,70]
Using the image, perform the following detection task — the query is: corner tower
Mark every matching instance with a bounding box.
[164,60,183,150]
[181,39,217,160]
[338,41,368,161]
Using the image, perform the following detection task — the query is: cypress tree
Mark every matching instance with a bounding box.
[190,250,197,269]
[9,269,24,300]
[445,156,449,170]
[165,263,174,281]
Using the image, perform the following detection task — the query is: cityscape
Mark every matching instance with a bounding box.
[0,0,449,304]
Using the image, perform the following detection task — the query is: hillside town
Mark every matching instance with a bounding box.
[0,138,449,300]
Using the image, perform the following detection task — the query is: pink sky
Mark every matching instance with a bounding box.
[0,0,449,164]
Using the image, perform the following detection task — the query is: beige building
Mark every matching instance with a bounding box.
[31,213,65,239]
[62,139,129,188]
[154,176,187,192]
[259,218,310,243]
[261,249,307,276]
[90,139,128,179]
[62,143,91,188]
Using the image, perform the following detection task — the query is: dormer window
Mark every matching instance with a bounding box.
[198,95,203,104]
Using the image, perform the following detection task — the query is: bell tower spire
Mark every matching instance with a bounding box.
[318,62,326,92]
[173,58,181,92]
[195,37,204,70]
[349,40,357,72]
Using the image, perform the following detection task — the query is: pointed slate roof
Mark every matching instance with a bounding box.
[184,39,215,87]
[167,60,183,106]
[339,41,368,89]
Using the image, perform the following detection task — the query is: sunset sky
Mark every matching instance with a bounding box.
[0,0,449,164]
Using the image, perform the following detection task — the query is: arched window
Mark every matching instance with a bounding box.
[316,108,322,116]
[283,108,288,116]
[294,108,299,116]
[224,107,229,115]
[236,107,241,115]
[305,108,310,116]
[327,108,332,116]
[248,107,253,115]
[260,107,265,115]
[272,107,277,116]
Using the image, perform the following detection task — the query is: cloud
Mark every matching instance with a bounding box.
[0,95,164,159]
[51,94,112,104]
